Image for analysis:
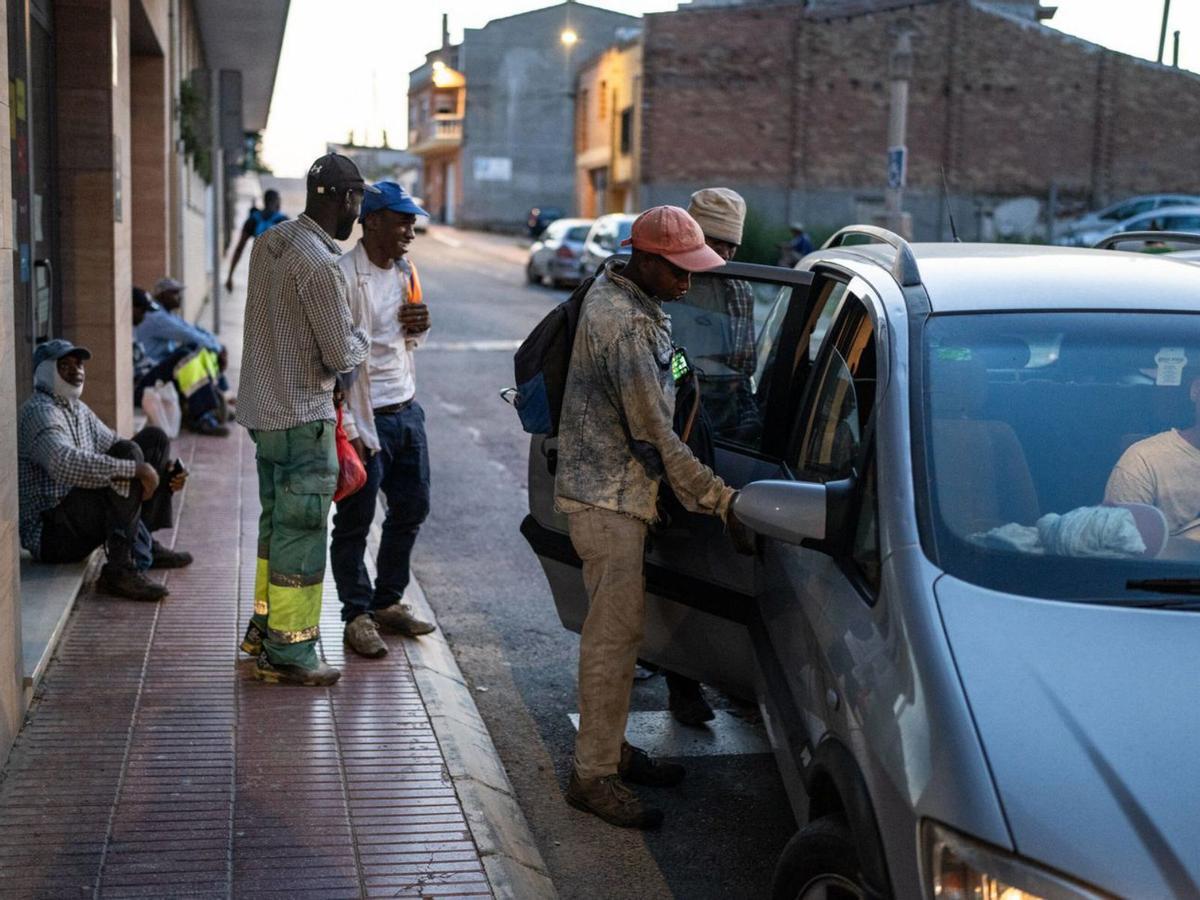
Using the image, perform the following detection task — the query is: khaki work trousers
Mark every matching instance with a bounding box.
[568,506,648,782]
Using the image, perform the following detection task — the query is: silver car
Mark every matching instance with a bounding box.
[523,227,1200,898]
[526,217,594,288]
[1056,193,1200,245]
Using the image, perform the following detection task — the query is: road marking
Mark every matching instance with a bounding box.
[424,340,522,352]
[568,710,771,758]
[430,231,464,249]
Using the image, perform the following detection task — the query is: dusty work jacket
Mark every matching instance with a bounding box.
[554,260,734,524]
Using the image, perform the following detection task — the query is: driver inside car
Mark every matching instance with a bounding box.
[1104,371,1200,540]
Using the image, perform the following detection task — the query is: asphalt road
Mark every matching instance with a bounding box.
[405,226,796,900]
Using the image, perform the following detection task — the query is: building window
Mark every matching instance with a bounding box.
[577,88,589,150]
[599,80,608,120]
[619,107,632,156]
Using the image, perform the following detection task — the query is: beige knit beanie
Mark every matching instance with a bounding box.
[686,187,747,245]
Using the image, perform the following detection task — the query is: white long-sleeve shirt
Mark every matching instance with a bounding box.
[336,241,427,451]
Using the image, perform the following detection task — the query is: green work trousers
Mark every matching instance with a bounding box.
[248,420,338,669]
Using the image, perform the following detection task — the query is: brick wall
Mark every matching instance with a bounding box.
[641,1,1200,233]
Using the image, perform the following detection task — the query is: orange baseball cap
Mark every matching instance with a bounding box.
[621,205,725,272]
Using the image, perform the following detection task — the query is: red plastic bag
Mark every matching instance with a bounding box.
[334,407,368,502]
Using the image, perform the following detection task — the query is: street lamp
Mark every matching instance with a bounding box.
[560,28,578,47]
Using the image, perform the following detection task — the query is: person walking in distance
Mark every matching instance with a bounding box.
[555,206,755,829]
[236,154,373,686]
[331,182,437,659]
[225,189,288,293]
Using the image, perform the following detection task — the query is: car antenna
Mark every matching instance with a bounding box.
[941,166,962,243]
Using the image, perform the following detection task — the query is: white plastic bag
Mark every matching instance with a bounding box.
[141,380,181,438]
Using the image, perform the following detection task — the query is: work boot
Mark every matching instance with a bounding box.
[565,771,663,830]
[150,540,193,569]
[619,742,686,787]
[253,653,341,687]
[374,602,436,637]
[344,614,388,658]
[240,621,264,656]
[97,564,168,602]
[667,673,716,726]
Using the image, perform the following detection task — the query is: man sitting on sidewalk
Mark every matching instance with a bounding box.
[132,288,229,436]
[332,182,436,659]
[18,340,192,602]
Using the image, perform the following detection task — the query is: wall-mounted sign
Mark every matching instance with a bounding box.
[887,145,907,190]
[473,156,512,182]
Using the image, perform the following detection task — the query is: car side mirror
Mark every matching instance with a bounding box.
[734,480,827,545]
[734,478,856,547]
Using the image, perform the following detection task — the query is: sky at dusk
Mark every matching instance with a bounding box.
[260,0,1195,178]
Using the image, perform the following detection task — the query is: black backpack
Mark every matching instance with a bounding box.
[510,276,595,436]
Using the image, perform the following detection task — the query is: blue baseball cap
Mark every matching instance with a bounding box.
[34,339,91,369]
[359,182,430,223]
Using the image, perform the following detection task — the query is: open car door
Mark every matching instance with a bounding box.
[521,262,815,697]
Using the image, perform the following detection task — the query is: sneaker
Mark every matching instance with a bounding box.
[189,412,229,437]
[565,771,663,829]
[97,564,168,602]
[240,621,264,656]
[344,614,388,658]
[619,742,686,787]
[150,540,193,569]
[253,653,341,687]
[667,675,716,727]
[374,602,436,637]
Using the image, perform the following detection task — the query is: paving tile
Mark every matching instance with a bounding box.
[0,428,493,899]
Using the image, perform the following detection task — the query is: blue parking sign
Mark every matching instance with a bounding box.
[887,145,907,190]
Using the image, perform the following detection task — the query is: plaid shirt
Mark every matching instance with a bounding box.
[18,388,137,558]
[238,214,368,431]
[725,278,757,376]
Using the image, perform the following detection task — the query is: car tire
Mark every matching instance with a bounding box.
[771,814,870,900]
[526,262,540,285]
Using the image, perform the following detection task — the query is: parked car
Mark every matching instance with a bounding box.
[526,217,593,288]
[412,197,430,233]
[578,213,636,277]
[1063,204,1200,247]
[523,226,1200,898]
[1056,193,1200,245]
[527,206,565,239]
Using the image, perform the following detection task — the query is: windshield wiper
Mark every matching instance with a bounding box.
[1126,578,1200,595]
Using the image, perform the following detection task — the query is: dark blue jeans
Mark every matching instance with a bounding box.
[330,401,431,623]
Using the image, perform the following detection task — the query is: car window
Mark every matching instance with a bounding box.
[795,296,876,481]
[595,221,616,251]
[1161,214,1200,231]
[851,455,881,595]
[616,219,633,244]
[668,274,799,453]
[920,311,1200,601]
[566,225,591,242]
[1108,199,1157,221]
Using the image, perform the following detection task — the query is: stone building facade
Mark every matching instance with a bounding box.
[639,0,1200,239]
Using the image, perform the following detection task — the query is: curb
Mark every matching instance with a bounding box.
[367,505,558,900]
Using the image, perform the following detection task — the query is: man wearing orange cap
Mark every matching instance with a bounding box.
[555,205,753,829]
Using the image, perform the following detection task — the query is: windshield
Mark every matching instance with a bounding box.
[920,312,1200,601]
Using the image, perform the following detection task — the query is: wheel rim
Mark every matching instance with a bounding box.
[796,874,866,900]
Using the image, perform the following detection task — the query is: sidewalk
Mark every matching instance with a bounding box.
[0,178,549,899]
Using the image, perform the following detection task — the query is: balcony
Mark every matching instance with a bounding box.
[409,115,463,156]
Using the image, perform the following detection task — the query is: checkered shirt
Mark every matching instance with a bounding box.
[237,214,368,432]
[17,387,137,558]
[725,278,757,376]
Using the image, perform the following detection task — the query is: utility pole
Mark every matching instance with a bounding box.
[1157,0,1172,64]
[885,23,913,238]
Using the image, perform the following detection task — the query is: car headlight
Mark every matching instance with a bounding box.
[924,822,1109,899]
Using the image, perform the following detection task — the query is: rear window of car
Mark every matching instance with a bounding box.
[567,225,590,242]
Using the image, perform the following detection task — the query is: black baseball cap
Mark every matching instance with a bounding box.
[306,153,380,196]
